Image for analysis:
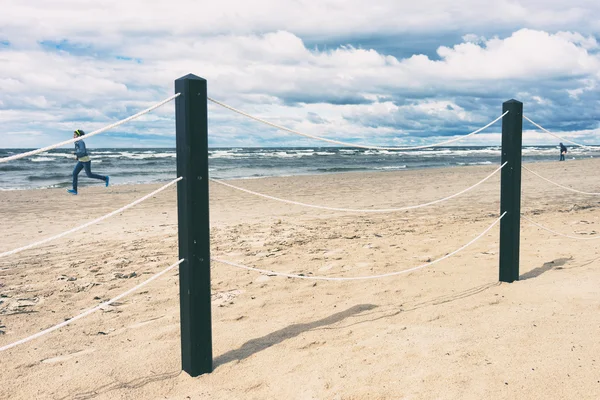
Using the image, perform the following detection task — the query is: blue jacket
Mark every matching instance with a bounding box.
[74,140,88,159]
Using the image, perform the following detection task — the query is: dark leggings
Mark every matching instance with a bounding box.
[73,161,106,192]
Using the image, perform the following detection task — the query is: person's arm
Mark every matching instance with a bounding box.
[74,141,87,158]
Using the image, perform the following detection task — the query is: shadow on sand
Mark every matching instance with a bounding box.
[213,303,377,368]
[520,257,572,280]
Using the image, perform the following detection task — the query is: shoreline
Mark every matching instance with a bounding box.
[0,156,590,192]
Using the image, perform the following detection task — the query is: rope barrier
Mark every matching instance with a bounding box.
[0,177,183,259]
[522,166,600,196]
[0,259,184,352]
[210,162,506,213]
[213,212,505,281]
[522,215,600,241]
[208,96,507,151]
[0,94,181,164]
[523,116,600,150]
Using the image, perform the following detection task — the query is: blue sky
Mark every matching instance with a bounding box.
[1,0,599,148]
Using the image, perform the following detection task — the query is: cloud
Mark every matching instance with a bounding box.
[0,1,599,148]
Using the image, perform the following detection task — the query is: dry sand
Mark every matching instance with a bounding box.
[1,159,600,399]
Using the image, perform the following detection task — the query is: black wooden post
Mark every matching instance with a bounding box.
[175,74,212,376]
[499,99,523,283]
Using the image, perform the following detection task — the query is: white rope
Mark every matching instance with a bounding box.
[0,177,182,259]
[523,115,600,150]
[522,165,600,196]
[208,96,507,151]
[522,215,600,241]
[0,259,183,352]
[0,94,181,164]
[213,212,505,281]
[211,162,506,213]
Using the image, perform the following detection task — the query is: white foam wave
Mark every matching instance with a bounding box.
[375,165,407,170]
[30,157,55,162]
[457,161,494,166]
[102,152,176,160]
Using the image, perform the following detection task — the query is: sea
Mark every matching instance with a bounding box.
[0,146,597,191]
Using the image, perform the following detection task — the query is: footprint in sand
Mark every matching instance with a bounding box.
[41,348,96,364]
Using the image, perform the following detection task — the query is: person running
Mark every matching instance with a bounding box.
[67,129,109,195]
[559,142,567,161]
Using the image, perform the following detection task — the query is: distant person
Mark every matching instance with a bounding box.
[67,129,109,195]
[559,143,567,161]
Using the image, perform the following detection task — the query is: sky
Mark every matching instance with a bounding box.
[1,0,599,149]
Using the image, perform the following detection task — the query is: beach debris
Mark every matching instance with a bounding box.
[574,230,598,235]
[212,289,242,306]
[114,272,138,279]
[114,258,133,268]
[569,204,595,212]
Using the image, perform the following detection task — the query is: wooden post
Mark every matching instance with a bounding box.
[499,99,523,283]
[175,74,213,376]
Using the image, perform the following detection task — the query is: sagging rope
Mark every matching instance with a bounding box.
[0,259,184,352]
[0,177,182,259]
[522,165,600,196]
[0,94,180,164]
[523,215,600,241]
[211,162,505,213]
[523,116,600,150]
[213,212,506,281]
[208,96,507,151]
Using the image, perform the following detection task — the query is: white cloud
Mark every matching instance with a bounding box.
[0,1,599,148]
[3,0,600,42]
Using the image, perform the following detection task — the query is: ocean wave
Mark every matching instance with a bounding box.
[457,161,494,166]
[313,167,367,173]
[0,165,26,172]
[375,165,407,170]
[98,152,175,160]
[31,157,56,162]
[209,150,318,159]
[27,174,68,181]
[45,153,76,159]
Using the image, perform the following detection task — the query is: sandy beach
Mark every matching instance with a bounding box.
[1,159,600,399]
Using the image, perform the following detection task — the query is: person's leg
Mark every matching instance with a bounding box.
[71,162,84,193]
[83,161,107,183]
